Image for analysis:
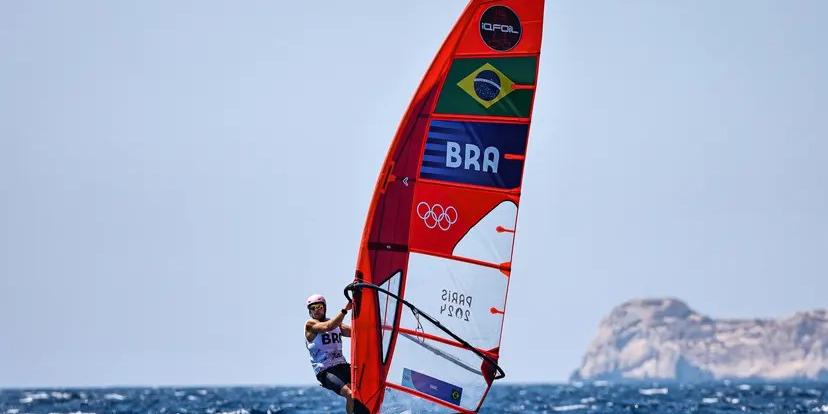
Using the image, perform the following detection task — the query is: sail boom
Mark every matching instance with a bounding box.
[395,327,499,359]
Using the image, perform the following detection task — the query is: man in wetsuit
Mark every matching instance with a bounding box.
[304,294,354,414]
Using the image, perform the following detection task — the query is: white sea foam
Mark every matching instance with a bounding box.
[702,397,719,404]
[50,392,71,400]
[20,391,50,404]
[639,387,668,396]
[552,404,587,411]
[7,409,20,414]
[738,384,751,391]
[593,380,609,387]
[580,397,596,404]
[104,393,125,401]
[49,412,95,414]
[820,404,828,413]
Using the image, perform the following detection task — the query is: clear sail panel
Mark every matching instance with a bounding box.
[400,253,508,351]
[384,321,490,412]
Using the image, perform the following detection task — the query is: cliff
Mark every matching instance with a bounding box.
[572,298,828,382]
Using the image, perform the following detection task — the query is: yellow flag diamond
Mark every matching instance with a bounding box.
[456,63,515,109]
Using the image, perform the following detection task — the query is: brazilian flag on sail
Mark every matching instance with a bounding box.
[435,56,537,118]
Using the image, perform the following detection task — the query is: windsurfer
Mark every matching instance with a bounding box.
[304,294,354,414]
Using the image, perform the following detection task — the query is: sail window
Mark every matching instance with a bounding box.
[378,271,402,364]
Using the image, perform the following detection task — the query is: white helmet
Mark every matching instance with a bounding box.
[306,294,326,308]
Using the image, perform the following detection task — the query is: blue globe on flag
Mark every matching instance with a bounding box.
[473,70,501,101]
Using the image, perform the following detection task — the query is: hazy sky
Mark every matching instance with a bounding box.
[1,1,826,387]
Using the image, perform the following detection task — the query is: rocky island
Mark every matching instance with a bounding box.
[572,298,828,382]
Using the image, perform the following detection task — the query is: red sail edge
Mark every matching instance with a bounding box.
[350,1,545,413]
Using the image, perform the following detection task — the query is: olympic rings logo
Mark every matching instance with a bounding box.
[416,201,459,231]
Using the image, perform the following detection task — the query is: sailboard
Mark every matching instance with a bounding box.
[346,1,545,413]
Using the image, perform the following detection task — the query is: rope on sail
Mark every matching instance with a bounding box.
[344,282,505,380]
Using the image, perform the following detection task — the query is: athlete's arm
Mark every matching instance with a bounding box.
[306,302,352,334]
[339,301,353,336]
[306,314,343,334]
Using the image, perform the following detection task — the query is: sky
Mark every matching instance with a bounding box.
[1,1,826,388]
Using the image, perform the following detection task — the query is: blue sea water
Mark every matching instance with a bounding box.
[1,382,827,414]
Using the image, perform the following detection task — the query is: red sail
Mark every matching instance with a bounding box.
[350,1,545,412]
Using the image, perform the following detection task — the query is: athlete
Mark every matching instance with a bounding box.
[305,294,354,414]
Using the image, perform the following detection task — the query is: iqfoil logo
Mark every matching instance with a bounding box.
[481,22,519,35]
[479,6,521,52]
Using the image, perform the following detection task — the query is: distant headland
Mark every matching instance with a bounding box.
[572,298,828,382]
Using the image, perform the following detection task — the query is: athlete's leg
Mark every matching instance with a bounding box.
[339,384,354,414]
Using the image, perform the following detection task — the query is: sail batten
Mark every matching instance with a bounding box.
[350,1,544,412]
[408,248,510,271]
[395,328,499,359]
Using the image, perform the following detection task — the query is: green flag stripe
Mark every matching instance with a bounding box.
[435,56,537,117]
[446,57,537,85]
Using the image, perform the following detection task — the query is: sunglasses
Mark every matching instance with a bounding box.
[308,303,325,311]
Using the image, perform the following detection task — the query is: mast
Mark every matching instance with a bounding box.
[348,2,545,412]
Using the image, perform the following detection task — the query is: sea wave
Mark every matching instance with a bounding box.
[1,383,826,414]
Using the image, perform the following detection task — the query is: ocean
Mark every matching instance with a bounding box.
[1,382,826,414]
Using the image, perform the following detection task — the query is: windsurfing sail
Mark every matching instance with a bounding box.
[347,1,544,413]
